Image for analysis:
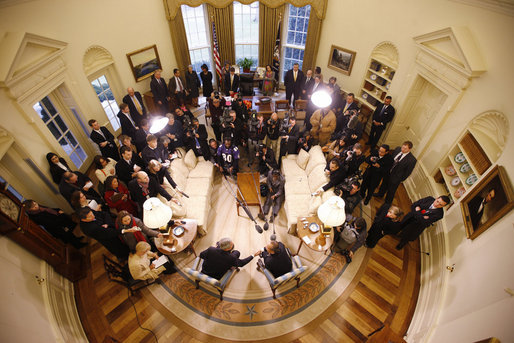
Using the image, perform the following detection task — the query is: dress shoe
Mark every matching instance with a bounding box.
[395,243,405,250]
[363,199,370,206]
[258,213,266,221]
[373,193,384,198]
[269,214,275,223]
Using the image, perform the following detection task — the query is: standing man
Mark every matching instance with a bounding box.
[117,103,138,141]
[217,137,240,175]
[284,63,304,105]
[360,144,393,205]
[367,96,395,147]
[395,195,449,250]
[310,106,336,146]
[150,69,170,115]
[375,141,417,204]
[335,93,359,134]
[199,238,254,280]
[279,116,300,163]
[224,67,240,96]
[266,112,281,163]
[301,69,314,100]
[122,87,147,126]
[168,68,187,107]
[134,119,152,154]
[88,119,120,161]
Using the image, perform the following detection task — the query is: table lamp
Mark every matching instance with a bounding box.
[316,196,346,246]
[143,197,172,229]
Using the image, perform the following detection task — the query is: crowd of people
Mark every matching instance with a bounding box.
[24,62,450,283]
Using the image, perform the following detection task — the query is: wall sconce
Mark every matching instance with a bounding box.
[446,264,455,272]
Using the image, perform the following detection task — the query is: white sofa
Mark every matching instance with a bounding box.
[280,145,335,233]
[168,149,215,236]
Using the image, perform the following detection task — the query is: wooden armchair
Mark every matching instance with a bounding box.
[184,256,239,300]
[103,254,156,296]
[293,100,308,121]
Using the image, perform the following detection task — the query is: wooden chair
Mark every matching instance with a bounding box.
[256,248,307,299]
[103,254,156,296]
[275,99,290,120]
[184,256,239,300]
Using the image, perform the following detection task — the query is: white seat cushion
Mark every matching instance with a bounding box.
[188,160,214,180]
[184,195,209,232]
[171,171,188,190]
[284,193,311,230]
[305,147,327,176]
[281,159,305,178]
[184,149,198,170]
[296,149,310,170]
[169,158,190,179]
[284,177,310,195]
[308,164,329,193]
[185,177,212,196]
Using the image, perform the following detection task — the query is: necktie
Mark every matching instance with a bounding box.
[96,129,106,140]
[344,103,349,112]
[391,153,402,172]
[380,105,387,116]
[132,95,143,114]
[177,78,183,92]
[126,113,136,127]
[231,75,234,87]
[294,71,297,82]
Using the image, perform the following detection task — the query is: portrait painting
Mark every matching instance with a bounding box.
[327,45,356,76]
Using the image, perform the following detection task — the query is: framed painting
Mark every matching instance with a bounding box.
[460,165,514,239]
[127,45,162,82]
[327,45,356,76]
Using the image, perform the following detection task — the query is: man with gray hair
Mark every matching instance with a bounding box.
[123,87,147,126]
[199,238,254,280]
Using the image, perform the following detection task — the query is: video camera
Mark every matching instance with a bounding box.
[334,170,363,196]
[222,108,234,125]
[248,110,260,134]
[213,91,221,100]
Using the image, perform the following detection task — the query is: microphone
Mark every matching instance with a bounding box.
[270,234,277,241]
[408,242,430,256]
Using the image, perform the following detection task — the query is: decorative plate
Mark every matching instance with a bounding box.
[454,152,466,163]
[259,97,271,104]
[173,226,185,237]
[370,74,377,81]
[308,222,320,233]
[454,187,466,199]
[451,176,461,186]
[466,174,478,185]
[445,166,456,176]
[460,163,471,173]
[362,93,368,99]
[386,82,391,90]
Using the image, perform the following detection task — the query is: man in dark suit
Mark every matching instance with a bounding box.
[185,118,210,158]
[168,68,187,107]
[335,93,359,134]
[360,144,393,205]
[134,119,151,153]
[199,237,254,280]
[255,241,292,278]
[224,67,240,96]
[117,103,138,140]
[128,171,173,217]
[301,69,314,100]
[375,141,417,204]
[468,188,496,230]
[284,63,304,105]
[88,119,120,161]
[59,171,102,205]
[141,134,169,166]
[279,116,301,163]
[396,195,449,249]
[367,96,396,147]
[150,69,170,115]
[115,146,143,186]
[122,87,147,127]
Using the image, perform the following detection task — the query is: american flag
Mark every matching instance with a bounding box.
[211,21,222,80]
[272,19,281,82]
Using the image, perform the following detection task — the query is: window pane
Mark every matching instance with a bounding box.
[41,97,57,116]
[33,103,51,122]
[54,115,68,132]
[65,131,78,147]
[69,152,81,168]
[75,145,87,161]
[59,137,73,154]
[47,121,61,140]
[289,6,297,16]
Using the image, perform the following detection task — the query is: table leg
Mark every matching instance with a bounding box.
[189,243,197,257]
[236,202,240,216]
[296,240,304,256]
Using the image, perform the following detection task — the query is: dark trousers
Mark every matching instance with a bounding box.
[396,216,426,249]
[360,172,382,202]
[174,92,186,107]
[365,223,384,249]
[377,176,401,204]
[368,125,385,147]
[286,88,300,106]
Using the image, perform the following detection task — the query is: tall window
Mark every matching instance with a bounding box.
[234,1,259,64]
[33,96,87,168]
[182,5,212,72]
[281,5,311,80]
[90,75,120,131]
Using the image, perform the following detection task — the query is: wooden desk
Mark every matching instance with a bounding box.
[295,215,334,255]
[236,172,262,216]
[155,219,197,256]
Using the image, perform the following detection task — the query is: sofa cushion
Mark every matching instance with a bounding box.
[296,149,310,170]
[184,149,198,170]
[286,154,297,160]
[284,193,311,231]
[281,158,305,178]
[169,158,190,179]
[171,171,188,190]
[184,195,209,233]
[185,177,212,196]
[188,160,214,180]
[284,176,310,195]
[308,164,329,193]
[305,147,327,176]
[308,195,323,215]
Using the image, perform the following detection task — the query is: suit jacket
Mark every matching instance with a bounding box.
[80,212,129,259]
[322,166,346,191]
[262,242,292,278]
[49,158,70,184]
[58,171,101,205]
[122,92,147,125]
[308,82,325,97]
[168,76,187,95]
[115,156,144,186]
[335,101,360,133]
[90,127,119,159]
[282,124,301,154]
[224,73,240,95]
[150,76,168,104]
[128,177,171,215]
[389,147,417,184]
[372,103,396,128]
[301,77,315,97]
[117,111,138,139]
[284,69,304,93]
[402,196,444,231]
[200,246,253,280]
[363,150,393,182]
[141,145,168,165]
[186,124,210,157]
[134,128,151,153]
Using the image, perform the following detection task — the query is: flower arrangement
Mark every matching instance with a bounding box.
[243,100,252,110]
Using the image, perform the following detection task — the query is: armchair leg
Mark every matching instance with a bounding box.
[219,290,224,301]
[272,288,277,299]
[195,280,200,289]
[295,277,300,289]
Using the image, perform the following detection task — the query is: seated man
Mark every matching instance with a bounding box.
[88,119,120,161]
[128,171,173,217]
[141,134,169,167]
[208,139,219,166]
[185,118,209,158]
[23,200,86,249]
[159,113,184,151]
[216,137,240,175]
[59,171,102,205]
[199,237,253,280]
[314,159,346,195]
[334,217,367,263]
[129,241,175,281]
[134,119,152,153]
[78,207,130,261]
[256,144,277,175]
[115,146,144,186]
[258,169,284,223]
[254,241,292,278]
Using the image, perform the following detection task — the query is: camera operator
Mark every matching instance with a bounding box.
[174,107,194,128]
[360,144,393,205]
[337,180,362,219]
[207,92,225,141]
[247,112,267,168]
[216,137,240,175]
[159,113,184,152]
[208,139,219,166]
[313,158,346,196]
[278,116,300,166]
[297,131,314,153]
[258,169,284,223]
[341,143,365,177]
[221,109,244,147]
[231,93,250,122]
[256,144,277,175]
[334,217,367,263]
[266,112,281,163]
[185,118,209,158]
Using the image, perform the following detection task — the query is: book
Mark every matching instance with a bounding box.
[152,255,169,268]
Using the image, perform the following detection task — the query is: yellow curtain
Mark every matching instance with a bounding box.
[207,4,235,65]
[168,9,191,73]
[259,3,284,67]
[302,11,322,72]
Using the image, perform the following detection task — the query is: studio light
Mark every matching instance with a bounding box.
[311,90,332,108]
[143,197,172,228]
[149,117,169,134]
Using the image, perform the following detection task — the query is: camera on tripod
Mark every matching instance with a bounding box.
[182,116,195,136]
[222,108,234,125]
[248,110,260,134]
[334,170,363,195]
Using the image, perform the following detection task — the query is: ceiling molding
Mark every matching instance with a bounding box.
[449,0,514,17]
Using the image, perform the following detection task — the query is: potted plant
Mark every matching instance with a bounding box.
[238,57,255,73]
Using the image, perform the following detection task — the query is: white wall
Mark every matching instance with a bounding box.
[318,0,514,342]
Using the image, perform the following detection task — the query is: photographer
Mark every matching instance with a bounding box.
[258,169,284,223]
[333,110,362,145]
[185,118,209,158]
[174,107,195,128]
[334,217,367,263]
[247,112,267,167]
[216,137,240,175]
[341,143,365,177]
[266,112,281,163]
[279,116,300,165]
[256,144,278,177]
[207,93,224,141]
[360,144,393,205]
[221,109,243,147]
[208,139,219,165]
[340,180,362,218]
[232,93,250,122]
[313,158,346,195]
[366,204,403,248]
[297,131,314,153]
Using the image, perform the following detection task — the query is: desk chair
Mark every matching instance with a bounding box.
[294,99,308,121]
[103,254,156,296]
[257,248,307,299]
[185,256,239,300]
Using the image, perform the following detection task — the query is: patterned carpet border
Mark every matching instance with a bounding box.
[158,252,349,326]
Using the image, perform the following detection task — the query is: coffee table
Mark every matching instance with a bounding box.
[236,172,262,216]
[295,215,334,255]
[155,219,198,256]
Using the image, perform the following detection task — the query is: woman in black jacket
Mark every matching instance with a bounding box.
[365,203,404,248]
[46,152,71,184]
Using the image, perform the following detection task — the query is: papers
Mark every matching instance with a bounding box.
[302,236,312,244]
[152,255,169,268]
[170,153,178,160]
[133,164,140,171]
[84,181,93,189]
[87,200,99,211]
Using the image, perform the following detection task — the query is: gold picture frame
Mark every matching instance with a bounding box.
[126,45,162,82]
[460,165,514,240]
[327,45,356,76]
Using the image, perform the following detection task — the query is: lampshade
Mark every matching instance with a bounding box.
[311,90,332,108]
[143,197,172,228]
[317,196,346,227]
[149,117,169,134]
